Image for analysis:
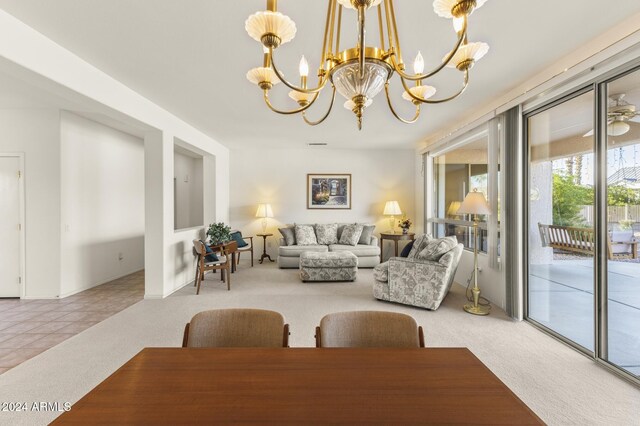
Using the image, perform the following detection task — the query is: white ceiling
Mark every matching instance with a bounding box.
[0,1,639,150]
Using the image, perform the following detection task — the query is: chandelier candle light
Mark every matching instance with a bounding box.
[456,189,491,316]
[245,0,490,130]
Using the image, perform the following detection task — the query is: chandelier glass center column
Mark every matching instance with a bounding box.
[245,0,490,130]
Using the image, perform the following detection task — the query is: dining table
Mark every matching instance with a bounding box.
[52,347,543,424]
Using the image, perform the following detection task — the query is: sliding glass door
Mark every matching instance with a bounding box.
[604,70,640,378]
[526,90,596,352]
[525,65,640,383]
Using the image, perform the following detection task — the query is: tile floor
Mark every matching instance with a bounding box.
[0,270,144,374]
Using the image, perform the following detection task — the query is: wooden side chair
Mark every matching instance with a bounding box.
[231,231,254,267]
[182,308,290,347]
[192,240,231,294]
[315,311,425,348]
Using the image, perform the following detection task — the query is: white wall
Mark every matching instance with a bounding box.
[60,112,144,297]
[173,151,203,230]
[0,108,61,298]
[229,148,416,259]
[0,11,231,299]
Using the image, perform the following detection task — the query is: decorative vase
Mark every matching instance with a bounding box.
[402,228,408,235]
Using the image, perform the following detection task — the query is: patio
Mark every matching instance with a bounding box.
[530,257,640,376]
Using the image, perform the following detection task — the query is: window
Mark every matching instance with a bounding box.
[426,119,501,260]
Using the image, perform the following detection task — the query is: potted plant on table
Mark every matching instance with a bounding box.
[398,217,412,235]
[207,222,232,245]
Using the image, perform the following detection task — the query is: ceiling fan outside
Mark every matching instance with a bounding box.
[583,93,640,137]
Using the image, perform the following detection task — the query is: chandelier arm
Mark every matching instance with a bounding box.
[302,86,337,126]
[399,70,469,104]
[320,0,334,68]
[357,5,366,79]
[263,90,320,115]
[392,17,468,81]
[384,83,421,124]
[269,47,329,94]
[387,0,404,66]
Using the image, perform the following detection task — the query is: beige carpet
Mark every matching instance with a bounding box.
[0,262,638,425]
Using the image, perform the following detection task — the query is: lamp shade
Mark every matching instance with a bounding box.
[255,203,274,218]
[447,201,462,217]
[383,201,402,216]
[457,191,491,215]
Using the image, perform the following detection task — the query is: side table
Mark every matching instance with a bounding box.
[257,233,274,264]
[380,232,415,261]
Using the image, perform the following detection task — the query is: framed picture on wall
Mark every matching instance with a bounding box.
[307,174,352,209]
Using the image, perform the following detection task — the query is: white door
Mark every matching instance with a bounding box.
[0,157,21,297]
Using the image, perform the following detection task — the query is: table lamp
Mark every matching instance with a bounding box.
[255,203,274,233]
[457,190,491,316]
[383,201,402,233]
[447,201,462,218]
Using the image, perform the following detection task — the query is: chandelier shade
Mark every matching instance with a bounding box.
[244,0,491,130]
[444,41,489,70]
[246,67,280,87]
[245,11,297,47]
[402,85,437,103]
[433,0,488,18]
[330,60,391,103]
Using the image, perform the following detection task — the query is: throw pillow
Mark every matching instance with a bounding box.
[315,223,339,245]
[417,236,458,261]
[400,240,414,257]
[358,224,376,245]
[279,227,296,246]
[295,224,318,245]
[407,234,433,258]
[230,231,249,248]
[200,240,219,262]
[339,223,364,246]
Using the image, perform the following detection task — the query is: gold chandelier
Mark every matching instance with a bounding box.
[245,0,490,130]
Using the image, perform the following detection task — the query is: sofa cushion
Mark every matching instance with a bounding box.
[339,223,364,246]
[407,234,432,258]
[295,224,318,245]
[300,251,358,268]
[329,244,380,257]
[358,224,376,245]
[417,236,459,261]
[315,223,339,245]
[278,245,329,257]
[373,261,389,282]
[279,227,296,246]
[400,240,414,257]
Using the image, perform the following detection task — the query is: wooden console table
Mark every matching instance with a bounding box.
[53,348,543,424]
[380,232,415,261]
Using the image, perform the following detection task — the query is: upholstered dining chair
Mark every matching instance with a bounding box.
[315,311,424,348]
[182,308,290,347]
[192,240,232,294]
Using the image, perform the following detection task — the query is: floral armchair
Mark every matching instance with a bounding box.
[373,243,463,310]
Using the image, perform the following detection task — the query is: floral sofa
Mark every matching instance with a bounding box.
[373,235,463,310]
[278,223,380,269]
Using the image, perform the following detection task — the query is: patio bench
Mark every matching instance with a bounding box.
[538,223,637,260]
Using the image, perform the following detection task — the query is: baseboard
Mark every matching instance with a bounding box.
[59,267,144,299]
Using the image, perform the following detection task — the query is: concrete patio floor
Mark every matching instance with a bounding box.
[529,259,640,376]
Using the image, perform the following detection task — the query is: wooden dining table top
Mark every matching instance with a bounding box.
[53,347,543,425]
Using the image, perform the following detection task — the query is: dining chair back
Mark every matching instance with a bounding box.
[182,308,290,348]
[192,239,231,294]
[315,311,424,348]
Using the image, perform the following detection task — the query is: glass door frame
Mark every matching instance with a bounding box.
[522,84,597,358]
[522,64,640,387]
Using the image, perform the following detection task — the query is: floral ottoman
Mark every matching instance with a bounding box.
[299,251,358,282]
